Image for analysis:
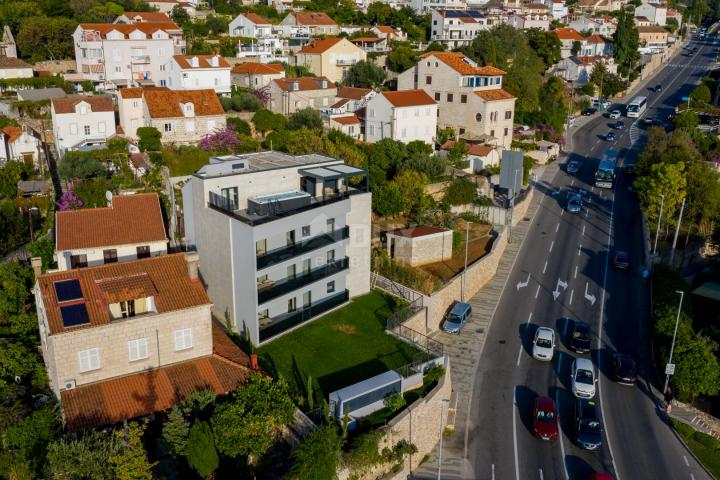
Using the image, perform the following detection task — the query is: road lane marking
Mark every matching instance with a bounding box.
[586,209,589,218]
[691,474,696,480]
[535,285,540,298]
[577,244,582,256]
[582,225,586,236]
[571,180,575,186]
[684,456,689,467]
[569,289,574,305]
[549,241,554,253]
[560,209,564,216]
[592,187,595,193]
[517,313,533,366]
[492,464,495,480]
[556,222,560,233]
[513,386,521,480]
[574,265,578,279]
[555,390,570,480]
[539,468,544,480]
[543,261,548,274]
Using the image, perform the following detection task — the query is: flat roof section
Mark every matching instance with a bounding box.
[197,151,339,178]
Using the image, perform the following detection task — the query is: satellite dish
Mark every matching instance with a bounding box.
[105,190,113,206]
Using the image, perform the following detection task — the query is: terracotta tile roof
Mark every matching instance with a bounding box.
[586,34,605,43]
[337,86,372,100]
[420,52,507,76]
[78,22,181,38]
[2,126,22,144]
[56,192,166,251]
[0,57,31,69]
[290,11,338,26]
[173,54,231,69]
[243,12,271,25]
[441,140,493,157]
[122,11,172,22]
[273,76,335,92]
[331,114,360,125]
[231,62,284,75]
[143,88,224,118]
[635,15,650,21]
[637,25,668,34]
[330,98,350,109]
[118,87,144,99]
[475,89,516,101]
[52,95,114,114]
[574,55,600,65]
[554,27,584,41]
[351,36,383,43]
[61,325,253,430]
[381,89,437,107]
[37,253,208,335]
[95,272,159,304]
[376,25,399,34]
[299,37,346,54]
[388,226,450,238]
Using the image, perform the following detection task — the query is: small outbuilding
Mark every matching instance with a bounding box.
[386,226,453,267]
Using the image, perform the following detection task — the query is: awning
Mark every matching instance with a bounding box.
[300,163,367,180]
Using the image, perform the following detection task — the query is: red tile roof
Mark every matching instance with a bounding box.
[554,27,584,41]
[78,22,180,39]
[52,95,114,114]
[381,89,436,107]
[441,140,493,157]
[243,12,271,25]
[376,25,400,34]
[273,76,335,92]
[0,57,31,69]
[299,37,346,54]
[173,54,231,69]
[388,226,450,238]
[143,88,224,118]
[2,126,22,144]
[336,86,372,100]
[351,36,383,43]
[585,34,605,43]
[290,11,338,26]
[331,114,361,125]
[637,25,668,34]
[231,62,284,75]
[420,52,507,76]
[56,192,166,251]
[122,11,171,22]
[475,89,516,101]
[61,324,253,430]
[37,253,208,335]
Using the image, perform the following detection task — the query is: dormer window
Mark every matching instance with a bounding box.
[79,105,88,115]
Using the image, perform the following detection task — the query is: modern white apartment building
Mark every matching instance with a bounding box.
[182,151,372,345]
[51,95,117,156]
[166,54,232,94]
[430,10,495,48]
[364,90,438,145]
[72,22,185,87]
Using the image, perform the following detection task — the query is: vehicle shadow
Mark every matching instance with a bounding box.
[549,384,573,441]
[553,350,574,391]
[518,322,538,358]
[594,345,615,381]
[515,384,538,436]
[565,454,596,480]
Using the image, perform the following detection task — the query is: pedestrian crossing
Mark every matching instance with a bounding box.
[664,63,711,69]
[629,122,640,145]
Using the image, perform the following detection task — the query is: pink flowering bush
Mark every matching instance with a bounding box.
[200,125,242,153]
[57,189,83,211]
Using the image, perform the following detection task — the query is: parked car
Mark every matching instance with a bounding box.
[605,131,616,142]
[533,396,559,441]
[575,399,602,450]
[532,327,556,361]
[582,108,597,116]
[571,357,597,399]
[654,84,663,92]
[613,120,625,129]
[609,109,622,119]
[441,302,472,334]
[643,117,656,126]
[588,474,613,480]
[612,353,638,385]
[570,322,592,354]
[566,160,581,175]
[613,250,629,270]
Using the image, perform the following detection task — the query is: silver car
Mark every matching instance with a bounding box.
[609,110,622,119]
[442,302,472,334]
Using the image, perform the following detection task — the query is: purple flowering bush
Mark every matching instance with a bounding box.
[200,125,242,153]
[57,189,83,211]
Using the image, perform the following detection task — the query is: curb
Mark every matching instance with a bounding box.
[666,418,718,480]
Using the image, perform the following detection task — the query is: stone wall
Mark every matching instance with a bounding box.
[425,181,450,200]
[33,60,76,74]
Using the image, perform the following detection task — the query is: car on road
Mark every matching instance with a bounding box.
[570,321,592,354]
[441,302,472,334]
[605,131,616,142]
[575,399,603,450]
[613,250,630,270]
[582,107,597,116]
[571,357,597,399]
[567,194,582,214]
[567,114,576,125]
[532,327,556,361]
[608,109,622,119]
[654,84,663,92]
[643,117,657,126]
[566,160,580,175]
[533,396,558,441]
[612,353,638,385]
[588,474,613,480]
[612,120,625,129]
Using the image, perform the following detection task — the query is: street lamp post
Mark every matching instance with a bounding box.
[437,398,450,480]
[462,222,469,302]
[663,290,685,394]
[669,197,686,266]
[653,193,665,256]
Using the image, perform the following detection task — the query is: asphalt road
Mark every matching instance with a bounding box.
[466,33,718,480]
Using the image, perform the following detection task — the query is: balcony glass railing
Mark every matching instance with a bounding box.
[258,257,348,304]
[257,226,349,270]
[259,289,349,342]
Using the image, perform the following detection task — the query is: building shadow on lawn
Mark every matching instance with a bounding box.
[317,356,410,397]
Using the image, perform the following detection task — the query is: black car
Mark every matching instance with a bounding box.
[643,117,656,126]
[582,108,597,116]
[567,160,580,175]
[570,322,591,354]
[605,131,616,142]
[613,120,625,130]
[613,250,629,270]
[575,399,602,450]
[612,353,638,386]
[654,84,662,92]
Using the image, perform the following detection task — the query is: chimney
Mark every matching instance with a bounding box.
[31,257,42,278]
[250,353,259,370]
[185,251,199,280]
[191,56,199,67]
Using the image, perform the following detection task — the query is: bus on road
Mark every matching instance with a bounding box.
[626,96,647,117]
[595,149,619,189]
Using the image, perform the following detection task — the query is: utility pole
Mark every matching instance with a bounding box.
[462,221,469,302]
[669,197,686,266]
[653,193,665,256]
[663,290,684,395]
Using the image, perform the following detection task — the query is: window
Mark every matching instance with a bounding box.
[476,113,482,122]
[78,348,100,372]
[369,108,375,118]
[459,128,466,134]
[327,218,335,233]
[323,97,329,106]
[256,239,266,256]
[447,93,453,102]
[115,65,122,73]
[164,123,173,132]
[505,110,513,120]
[120,299,135,318]
[490,130,495,137]
[327,281,335,293]
[286,230,295,246]
[401,127,406,137]
[425,75,432,85]
[174,328,193,351]
[83,125,91,135]
[461,94,467,104]
[327,249,335,264]
[160,64,166,71]
[287,264,296,279]
[302,225,311,237]
[70,254,87,269]
[504,127,509,136]
[303,291,311,307]
[136,245,150,259]
[221,186,238,209]
[103,249,118,264]
[288,297,297,312]
[128,338,148,361]
[160,80,166,87]
[79,105,88,115]
[158,48,165,56]
[303,258,311,275]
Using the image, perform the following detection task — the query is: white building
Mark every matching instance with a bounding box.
[182,151,372,345]
[635,1,667,26]
[430,10,495,48]
[229,13,273,38]
[413,0,466,13]
[166,54,232,95]
[547,0,568,19]
[506,13,549,30]
[231,62,285,89]
[0,57,34,79]
[0,126,41,167]
[114,11,173,23]
[51,95,116,157]
[55,192,168,270]
[364,90,438,145]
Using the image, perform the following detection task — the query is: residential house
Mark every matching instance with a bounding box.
[166,54,232,94]
[372,25,407,42]
[554,27,586,58]
[33,252,254,429]
[364,90,438,144]
[386,226,453,266]
[236,37,288,64]
[228,13,273,38]
[231,62,285,89]
[0,26,17,58]
[295,37,366,83]
[279,12,340,36]
[635,1,667,26]
[666,9,682,29]
[268,76,337,115]
[440,140,500,172]
[397,52,516,148]
[351,37,389,53]
[430,10,495,48]
[72,22,185,87]
[142,88,226,144]
[268,0,297,13]
[575,0,623,14]
[635,16,654,27]
[411,0,466,13]
[146,0,197,16]
[182,151,372,345]
[51,95,116,157]
[328,114,362,140]
[546,0,568,20]
[0,57,33,79]
[117,86,165,139]
[321,86,374,137]
[334,86,375,112]
[637,25,668,48]
[0,126,41,167]
[521,2,550,14]
[583,34,609,56]
[567,15,617,36]
[114,11,172,23]
[555,55,617,83]
[55,192,168,270]
[505,12,549,30]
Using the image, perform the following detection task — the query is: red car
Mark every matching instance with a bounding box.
[588,473,613,480]
[532,396,558,441]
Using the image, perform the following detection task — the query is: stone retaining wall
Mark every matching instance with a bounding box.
[32,60,76,74]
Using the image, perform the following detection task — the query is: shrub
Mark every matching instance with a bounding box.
[444,177,476,205]
[220,96,233,111]
[288,424,342,480]
[227,117,252,136]
[383,392,406,412]
[231,92,262,112]
[371,249,442,294]
[186,421,219,478]
[137,127,162,152]
[344,431,384,472]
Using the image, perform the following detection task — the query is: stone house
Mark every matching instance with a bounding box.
[506,13,550,30]
[328,114,362,140]
[228,12,273,38]
[372,25,407,42]
[142,88,226,144]
[295,37,367,84]
[350,36,389,53]
[440,140,500,172]
[166,54,232,95]
[146,0,197,17]
[637,25,669,48]
[0,57,33,79]
[554,27,586,58]
[386,226,453,267]
[555,55,617,83]
[231,62,285,89]
[635,1,667,26]
[267,76,337,115]
[114,11,172,23]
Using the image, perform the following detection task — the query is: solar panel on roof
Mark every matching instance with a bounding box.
[60,303,90,327]
[54,279,83,303]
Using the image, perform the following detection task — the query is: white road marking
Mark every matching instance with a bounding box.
[683,456,689,467]
[556,222,560,233]
[492,464,495,480]
[569,289,574,305]
[549,241,554,253]
[574,265,578,279]
[513,386,521,480]
[555,390,570,480]
[691,474,696,480]
[571,179,575,186]
[586,209,589,218]
[591,187,595,193]
[560,209,564,216]
[517,313,533,366]
[535,285,540,299]
[577,244,582,256]
[543,261,548,274]
[582,225,586,236]
[539,468,544,480]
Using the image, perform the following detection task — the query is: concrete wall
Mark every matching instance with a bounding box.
[387,230,453,267]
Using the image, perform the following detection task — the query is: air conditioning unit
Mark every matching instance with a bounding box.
[64,379,76,390]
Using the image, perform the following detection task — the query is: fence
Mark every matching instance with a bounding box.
[372,271,425,307]
[387,310,443,358]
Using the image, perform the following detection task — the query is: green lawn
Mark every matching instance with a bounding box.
[670,419,720,478]
[258,290,427,396]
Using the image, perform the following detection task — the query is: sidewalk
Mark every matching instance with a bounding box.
[669,400,720,439]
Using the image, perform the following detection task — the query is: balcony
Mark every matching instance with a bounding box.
[131,55,151,64]
[336,58,359,66]
[257,226,349,270]
[258,257,349,304]
[259,289,349,342]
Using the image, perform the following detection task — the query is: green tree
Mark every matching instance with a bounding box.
[0,2,43,35]
[613,9,640,77]
[674,111,699,131]
[447,141,469,168]
[186,421,219,478]
[162,408,190,457]
[444,177,476,205]
[285,64,315,77]
[690,83,712,104]
[366,2,394,24]
[288,424,343,480]
[532,76,568,131]
[109,422,155,480]
[373,181,405,216]
[0,199,25,255]
[29,237,54,272]
[0,160,29,198]
[364,138,407,187]
[74,177,114,208]
[252,109,286,136]
[17,15,77,61]
[671,334,720,401]
[85,1,123,22]
[634,161,687,227]
[170,4,190,25]
[685,161,720,238]
[227,117,252,136]
[526,28,562,69]
[137,127,162,152]
[46,430,121,480]
[3,406,58,476]
[288,108,323,130]
[571,40,582,56]
[58,151,107,179]
[206,15,228,36]
[387,45,417,73]
[211,374,295,459]
[344,60,386,88]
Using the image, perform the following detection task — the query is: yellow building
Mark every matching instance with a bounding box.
[295,37,367,84]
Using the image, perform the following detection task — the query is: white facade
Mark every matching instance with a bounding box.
[430,10,495,47]
[364,92,438,145]
[182,152,371,346]
[547,0,569,19]
[413,0,466,13]
[635,2,667,26]
[57,240,168,271]
[0,64,33,79]
[229,13,273,38]
[117,89,144,139]
[506,13,550,30]
[51,97,117,157]
[166,55,232,94]
[0,127,41,167]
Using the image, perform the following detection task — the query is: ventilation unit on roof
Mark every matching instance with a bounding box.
[64,379,76,390]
